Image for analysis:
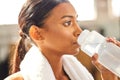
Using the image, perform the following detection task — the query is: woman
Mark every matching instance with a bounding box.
[5,0,119,80]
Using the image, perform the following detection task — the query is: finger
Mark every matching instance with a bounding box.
[106,37,116,43]
[92,54,108,72]
[116,40,120,47]
[92,54,102,69]
[106,37,120,46]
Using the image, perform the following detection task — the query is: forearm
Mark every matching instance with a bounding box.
[92,54,118,80]
[101,72,118,80]
[93,38,120,80]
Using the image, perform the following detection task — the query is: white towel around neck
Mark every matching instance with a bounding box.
[20,46,94,80]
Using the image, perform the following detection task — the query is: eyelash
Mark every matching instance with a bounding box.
[63,21,72,27]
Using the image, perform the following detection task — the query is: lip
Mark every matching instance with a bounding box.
[73,42,80,47]
[73,41,78,44]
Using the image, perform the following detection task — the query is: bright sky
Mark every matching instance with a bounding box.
[0,0,119,25]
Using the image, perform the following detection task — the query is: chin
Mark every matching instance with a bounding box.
[75,48,80,54]
[69,48,80,55]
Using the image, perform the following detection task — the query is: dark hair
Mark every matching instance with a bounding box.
[9,0,69,74]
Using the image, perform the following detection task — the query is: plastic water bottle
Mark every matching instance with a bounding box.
[77,29,120,77]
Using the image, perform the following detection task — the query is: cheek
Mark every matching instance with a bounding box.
[45,29,73,47]
[53,31,72,44]
[56,30,73,43]
[44,28,80,55]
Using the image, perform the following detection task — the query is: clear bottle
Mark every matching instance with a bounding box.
[77,29,120,77]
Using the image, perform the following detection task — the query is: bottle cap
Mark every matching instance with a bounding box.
[77,29,90,45]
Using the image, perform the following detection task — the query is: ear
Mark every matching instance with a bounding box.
[29,25,44,41]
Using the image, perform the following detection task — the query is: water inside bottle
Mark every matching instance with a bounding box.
[81,42,101,57]
[98,42,120,77]
[82,42,120,77]
[98,49,120,77]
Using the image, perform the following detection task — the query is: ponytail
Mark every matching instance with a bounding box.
[9,0,69,75]
[9,31,31,75]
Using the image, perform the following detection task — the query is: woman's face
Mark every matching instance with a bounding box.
[40,3,82,55]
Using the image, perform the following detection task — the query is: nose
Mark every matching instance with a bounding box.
[73,22,82,37]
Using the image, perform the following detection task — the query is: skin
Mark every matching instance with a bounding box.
[5,2,119,80]
[92,38,119,80]
[29,3,81,80]
[29,3,117,80]
[29,3,119,80]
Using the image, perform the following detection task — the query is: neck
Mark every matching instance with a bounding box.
[41,48,67,79]
[44,52,63,73]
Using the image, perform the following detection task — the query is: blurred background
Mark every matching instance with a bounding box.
[0,0,120,80]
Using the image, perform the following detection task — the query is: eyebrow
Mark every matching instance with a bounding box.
[61,15,73,19]
[61,15,78,19]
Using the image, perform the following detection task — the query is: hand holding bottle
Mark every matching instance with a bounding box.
[78,30,120,78]
[92,37,120,80]
[106,37,120,47]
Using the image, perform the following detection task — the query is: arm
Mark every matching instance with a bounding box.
[92,38,120,80]
[92,54,118,80]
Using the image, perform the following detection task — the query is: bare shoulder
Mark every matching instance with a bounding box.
[4,72,24,80]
